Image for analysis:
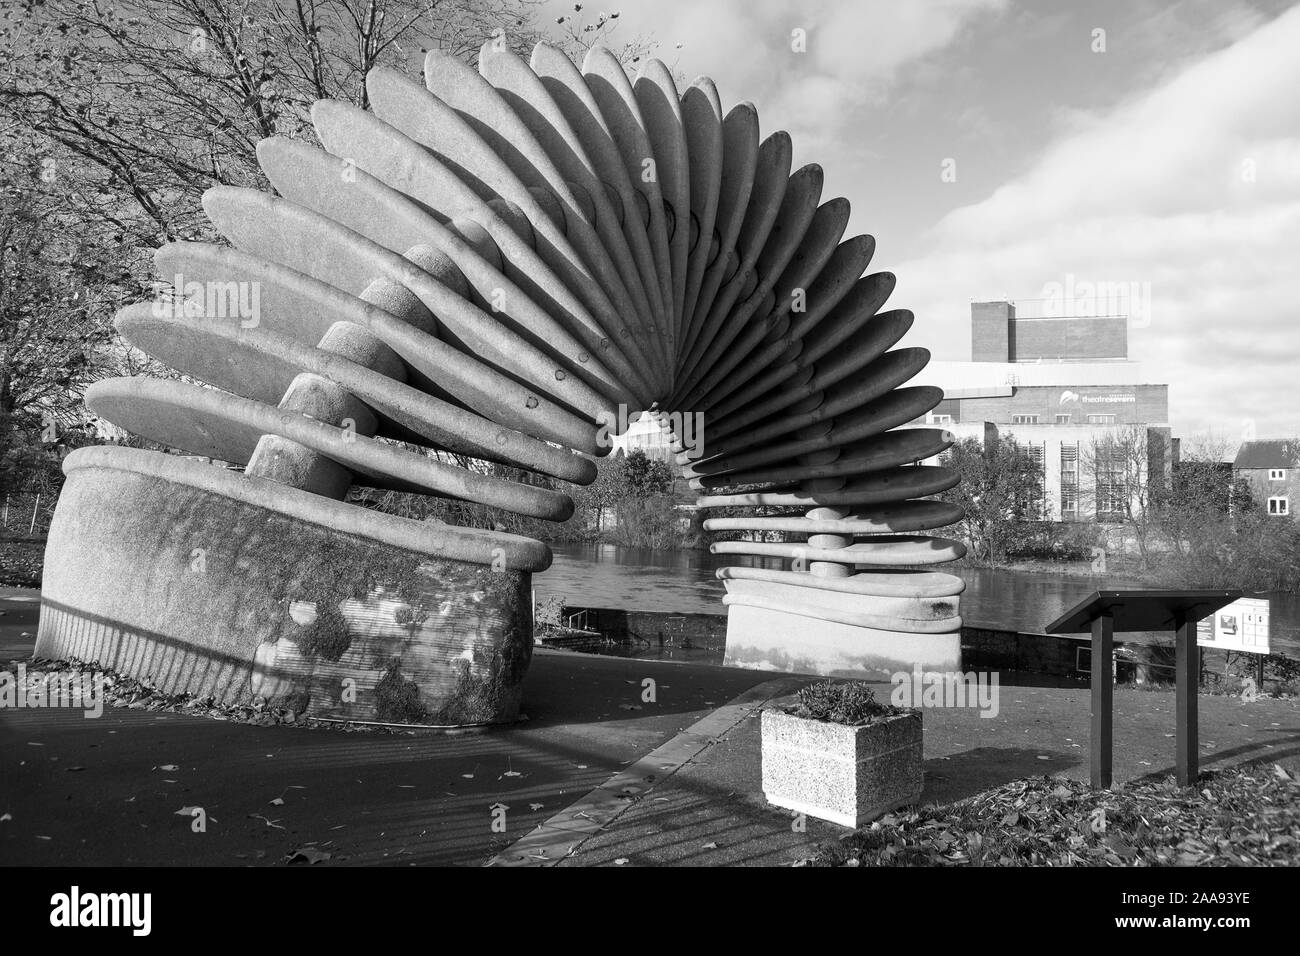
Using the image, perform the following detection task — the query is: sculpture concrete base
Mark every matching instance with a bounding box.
[723,604,961,679]
[35,448,533,726]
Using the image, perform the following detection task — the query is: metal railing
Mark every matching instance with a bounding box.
[0,492,56,538]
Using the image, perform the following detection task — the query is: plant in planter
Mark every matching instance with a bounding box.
[762,681,923,828]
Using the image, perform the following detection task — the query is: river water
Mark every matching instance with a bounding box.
[535,543,1300,657]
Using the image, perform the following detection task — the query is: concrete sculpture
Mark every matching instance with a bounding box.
[35,43,964,726]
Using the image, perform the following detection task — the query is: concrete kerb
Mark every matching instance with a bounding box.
[487,675,806,866]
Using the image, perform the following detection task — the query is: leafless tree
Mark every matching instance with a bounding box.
[1081,424,1163,569]
[0,0,643,479]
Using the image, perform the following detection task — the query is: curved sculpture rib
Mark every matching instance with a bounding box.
[35,42,965,725]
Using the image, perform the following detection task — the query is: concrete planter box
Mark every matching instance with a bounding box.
[761,707,923,828]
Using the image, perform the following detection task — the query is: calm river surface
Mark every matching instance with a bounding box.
[535,543,1300,656]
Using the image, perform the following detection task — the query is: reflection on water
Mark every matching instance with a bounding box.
[536,543,1300,656]
[535,543,779,617]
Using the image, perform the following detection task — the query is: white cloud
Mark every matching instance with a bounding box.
[555,0,1006,159]
[893,4,1300,443]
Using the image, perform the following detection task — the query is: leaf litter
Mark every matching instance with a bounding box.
[804,766,1300,867]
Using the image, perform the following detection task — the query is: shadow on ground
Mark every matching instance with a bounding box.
[922,746,1080,804]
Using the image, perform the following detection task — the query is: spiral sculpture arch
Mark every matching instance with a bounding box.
[36,42,965,725]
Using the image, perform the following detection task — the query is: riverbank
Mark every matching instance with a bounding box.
[952,556,1108,578]
[546,602,1300,692]
[0,547,1143,592]
[537,544,1300,659]
[7,536,1298,658]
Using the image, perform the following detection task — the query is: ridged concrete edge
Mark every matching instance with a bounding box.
[485,675,805,866]
[61,445,551,572]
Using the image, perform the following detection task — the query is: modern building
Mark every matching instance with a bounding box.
[616,299,1175,522]
[1233,440,1299,518]
[906,300,1174,521]
[611,412,677,464]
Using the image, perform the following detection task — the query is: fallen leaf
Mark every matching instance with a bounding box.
[285,847,331,865]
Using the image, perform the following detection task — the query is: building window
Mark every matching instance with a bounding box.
[1014,442,1046,517]
[1094,448,1126,520]
[1061,443,1079,519]
[1087,414,1117,425]
[1269,469,1287,481]
[931,414,953,425]
[1055,413,1071,425]
[1268,496,1289,516]
[1012,414,1039,425]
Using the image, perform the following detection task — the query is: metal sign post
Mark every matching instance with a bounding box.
[1091,613,1113,788]
[1175,611,1197,789]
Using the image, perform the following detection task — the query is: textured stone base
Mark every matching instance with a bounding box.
[723,604,962,678]
[35,448,534,725]
[761,708,923,828]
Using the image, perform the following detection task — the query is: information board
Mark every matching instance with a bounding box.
[1196,597,1270,654]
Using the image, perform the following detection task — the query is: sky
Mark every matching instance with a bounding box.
[538,0,1300,449]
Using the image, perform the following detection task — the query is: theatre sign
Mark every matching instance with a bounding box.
[1059,389,1138,405]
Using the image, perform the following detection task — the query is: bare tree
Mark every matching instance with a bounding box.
[1080,425,1164,569]
[0,171,128,476]
[938,434,1044,565]
[0,0,643,481]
